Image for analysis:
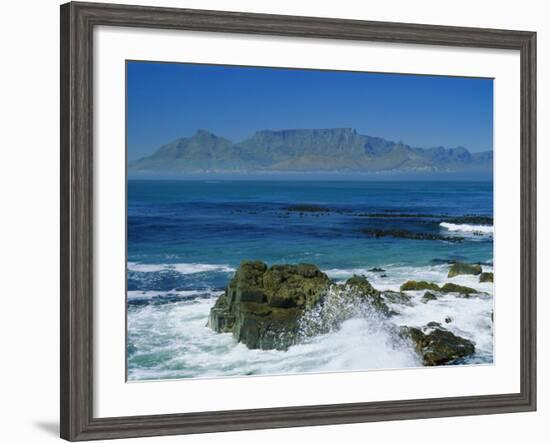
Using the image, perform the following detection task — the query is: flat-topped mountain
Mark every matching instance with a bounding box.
[129,128,492,175]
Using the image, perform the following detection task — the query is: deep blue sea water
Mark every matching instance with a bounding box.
[127,180,494,380]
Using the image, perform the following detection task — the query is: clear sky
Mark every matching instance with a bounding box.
[127,61,493,161]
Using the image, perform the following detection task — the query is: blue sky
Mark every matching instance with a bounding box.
[127,61,493,160]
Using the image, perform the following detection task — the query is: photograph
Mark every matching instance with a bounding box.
[126,61,495,381]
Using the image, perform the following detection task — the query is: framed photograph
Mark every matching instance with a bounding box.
[60,1,536,441]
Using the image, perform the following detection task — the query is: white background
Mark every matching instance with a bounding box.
[0,0,547,442]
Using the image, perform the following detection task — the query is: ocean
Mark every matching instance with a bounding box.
[127,180,494,381]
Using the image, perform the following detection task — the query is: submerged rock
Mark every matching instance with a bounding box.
[284,204,330,213]
[421,291,438,303]
[445,215,493,225]
[448,262,482,278]
[399,324,475,366]
[400,280,440,291]
[361,228,464,243]
[479,272,494,283]
[440,282,479,296]
[368,267,386,272]
[208,261,332,350]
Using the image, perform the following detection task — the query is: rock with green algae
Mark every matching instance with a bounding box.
[479,272,494,283]
[381,290,413,306]
[399,323,475,366]
[400,280,440,291]
[208,265,397,350]
[208,261,332,350]
[448,262,482,278]
[341,275,393,316]
[421,291,438,303]
[440,282,479,296]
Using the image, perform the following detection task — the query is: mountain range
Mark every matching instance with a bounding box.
[129,128,493,175]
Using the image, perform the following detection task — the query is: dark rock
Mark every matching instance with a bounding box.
[399,324,475,366]
[400,280,440,291]
[426,321,442,328]
[448,262,482,278]
[445,316,453,323]
[381,291,413,306]
[285,205,329,213]
[361,228,464,243]
[479,272,494,283]
[208,261,332,350]
[421,291,438,303]
[440,283,479,296]
[368,267,386,272]
[380,274,388,278]
[343,275,392,316]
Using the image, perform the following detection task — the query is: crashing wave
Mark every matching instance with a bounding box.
[440,222,493,236]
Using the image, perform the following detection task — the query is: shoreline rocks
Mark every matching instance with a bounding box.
[479,272,494,283]
[208,261,487,363]
[399,323,476,365]
[440,282,479,296]
[448,261,482,278]
[400,280,440,292]
[400,280,480,296]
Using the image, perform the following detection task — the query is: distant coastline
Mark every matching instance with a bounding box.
[127,171,493,181]
[128,128,493,177]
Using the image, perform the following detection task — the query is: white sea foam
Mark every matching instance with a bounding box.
[127,262,235,274]
[440,222,493,235]
[127,289,221,300]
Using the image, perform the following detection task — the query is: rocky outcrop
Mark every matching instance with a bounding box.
[479,272,494,283]
[399,323,475,365]
[448,262,482,278]
[208,261,483,361]
[208,261,331,350]
[400,280,440,291]
[208,263,399,350]
[381,290,413,306]
[440,283,479,296]
[421,291,438,303]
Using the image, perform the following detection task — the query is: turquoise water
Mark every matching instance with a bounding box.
[127,180,494,380]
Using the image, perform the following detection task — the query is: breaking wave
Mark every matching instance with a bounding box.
[440,222,493,236]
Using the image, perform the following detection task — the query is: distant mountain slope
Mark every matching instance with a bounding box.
[129,128,493,174]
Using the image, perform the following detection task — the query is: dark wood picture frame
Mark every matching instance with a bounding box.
[60,1,537,441]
